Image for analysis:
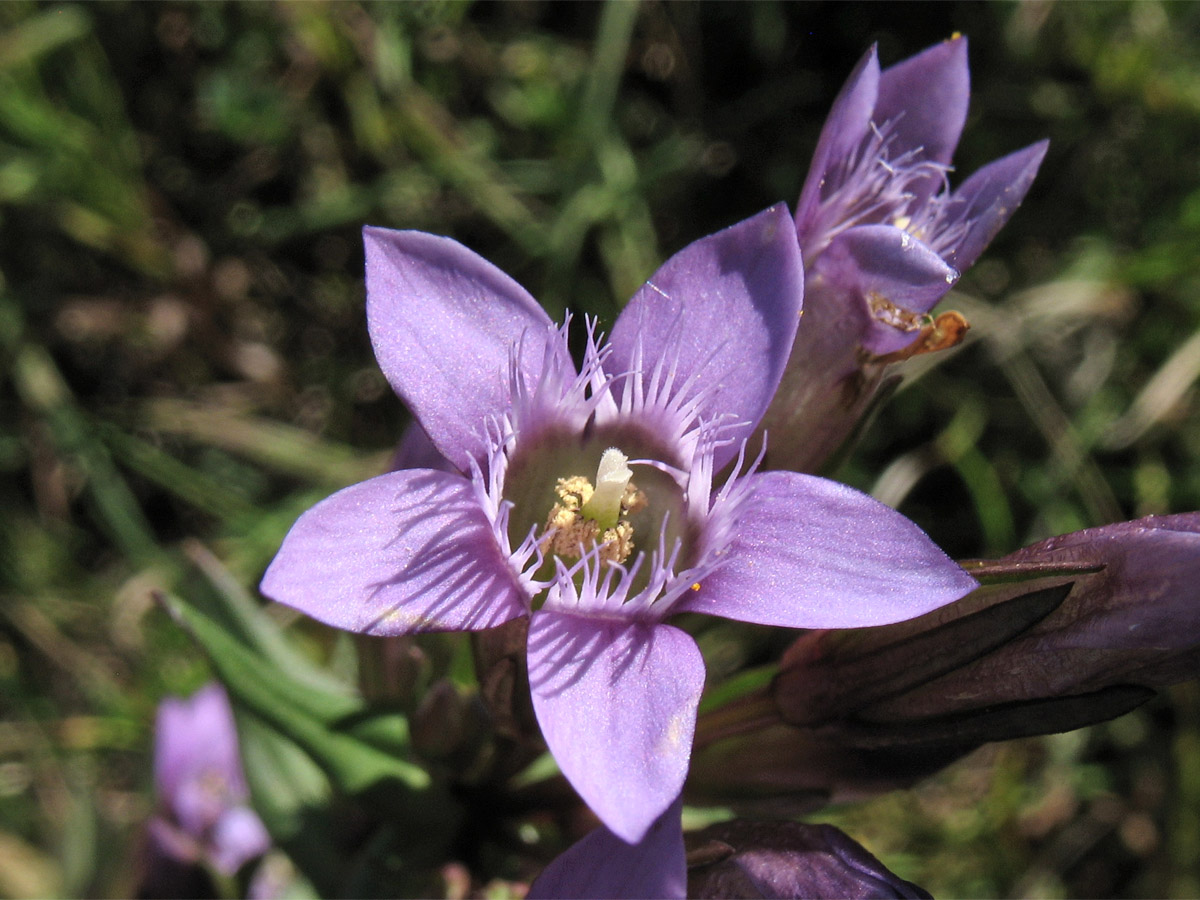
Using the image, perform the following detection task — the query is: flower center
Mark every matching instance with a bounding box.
[540,448,648,566]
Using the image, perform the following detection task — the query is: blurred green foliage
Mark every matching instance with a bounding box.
[2,1,1200,897]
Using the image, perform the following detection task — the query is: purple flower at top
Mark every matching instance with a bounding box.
[149,683,271,877]
[760,36,1048,473]
[261,205,976,844]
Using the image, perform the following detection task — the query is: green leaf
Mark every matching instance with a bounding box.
[179,538,354,701]
[157,590,428,794]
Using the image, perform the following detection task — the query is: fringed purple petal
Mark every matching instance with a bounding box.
[528,797,685,900]
[814,225,959,356]
[363,226,559,471]
[675,471,977,628]
[938,140,1049,272]
[260,469,527,635]
[796,47,881,234]
[607,204,804,471]
[527,612,705,844]
[876,36,970,205]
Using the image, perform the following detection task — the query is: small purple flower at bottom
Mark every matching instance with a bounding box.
[149,683,270,877]
[261,206,977,844]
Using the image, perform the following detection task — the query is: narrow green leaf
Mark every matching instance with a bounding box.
[180,539,354,701]
[158,591,428,794]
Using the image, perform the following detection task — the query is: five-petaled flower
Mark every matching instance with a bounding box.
[261,205,977,844]
[759,36,1049,473]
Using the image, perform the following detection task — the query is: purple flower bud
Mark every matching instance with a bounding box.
[777,513,1200,749]
[686,820,929,899]
[690,513,1200,806]
[758,37,1047,473]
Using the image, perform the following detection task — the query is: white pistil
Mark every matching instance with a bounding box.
[581,448,633,530]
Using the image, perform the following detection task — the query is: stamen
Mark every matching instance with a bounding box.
[539,449,647,567]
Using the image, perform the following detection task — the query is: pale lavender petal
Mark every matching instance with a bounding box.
[796,46,880,233]
[814,225,959,356]
[363,226,560,471]
[607,204,803,469]
[876,36,970,198]
[154,698,197,807]
[210,806,272,876]
[676,472,977,628]
[939,140,1049,272]
[260,469,527,635]
[527,612,705,844]
[528,797,685,900]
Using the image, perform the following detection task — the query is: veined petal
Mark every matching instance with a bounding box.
[528,797,685,900]
[876,35,970,203]
[796,46,881,233]
[527,612,705,844]
[938,140,1049,272]
[607,204,804,471]
[815,225,959,356]
[364,226,560,471]
[675,471,977,628]
[260,469,527,635]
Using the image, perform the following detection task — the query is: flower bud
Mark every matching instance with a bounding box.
[690,514,1200,805]
[686,820,929,899]
[777,513,1200,748]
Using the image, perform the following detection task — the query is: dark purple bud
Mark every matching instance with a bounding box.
[686,820,929,899]
[690,514,1200,806]
[410,679,475,758]
[779,513,1200,747]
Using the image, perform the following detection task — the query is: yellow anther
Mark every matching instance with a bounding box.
[540,451,646,566]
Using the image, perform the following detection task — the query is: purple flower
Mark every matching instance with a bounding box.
[261,205,976,843]
[759,37,1048,473]
[149,683,270,877]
